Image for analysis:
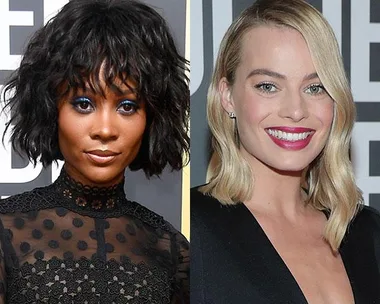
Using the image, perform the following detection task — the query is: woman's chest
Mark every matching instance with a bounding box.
[196,216,380,304]
[6,255,172,303]
[1,210,176,303]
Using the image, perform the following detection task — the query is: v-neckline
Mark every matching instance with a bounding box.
[237,203,357,304]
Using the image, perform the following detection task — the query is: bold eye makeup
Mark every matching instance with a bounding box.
[117,99,140,116]
[69,96,140,116]
[71,96,94,114]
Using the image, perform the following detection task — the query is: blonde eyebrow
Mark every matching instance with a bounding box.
[246,68,319,81]
[246,68,286,80]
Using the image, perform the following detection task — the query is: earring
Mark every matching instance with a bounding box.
[228,112,236,119]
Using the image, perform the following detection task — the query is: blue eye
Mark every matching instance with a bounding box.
[305,84,325,95]
[71,97,94,113]
[117,99,138,115]
[255,82,278,94]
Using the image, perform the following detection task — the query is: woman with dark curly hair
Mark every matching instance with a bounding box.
[0,0,189,303]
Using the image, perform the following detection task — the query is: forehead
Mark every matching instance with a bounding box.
[236,25,316,80]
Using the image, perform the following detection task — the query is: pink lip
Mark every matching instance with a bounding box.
[85,150,120,165]
[265,127,315,151]
[266,126,314,133]
[87,150,119,157]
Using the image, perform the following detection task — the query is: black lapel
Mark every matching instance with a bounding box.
[340,208,380,303]
[213,203,309,304]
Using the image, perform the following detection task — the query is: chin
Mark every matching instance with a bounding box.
[83,167,125,186]
[267,159,310,174]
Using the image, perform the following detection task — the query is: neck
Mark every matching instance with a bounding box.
[63,164,125,188]
[54,168,126,212]
[243,156,309,220]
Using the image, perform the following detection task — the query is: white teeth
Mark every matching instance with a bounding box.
[267,129,312,141]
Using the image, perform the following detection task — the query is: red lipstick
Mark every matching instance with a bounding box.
[267,127,314,133]
[265,127,315,151]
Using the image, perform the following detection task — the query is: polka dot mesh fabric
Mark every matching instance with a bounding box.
[0,170,189,303]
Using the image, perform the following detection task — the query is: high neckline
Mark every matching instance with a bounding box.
[53,169,126,212]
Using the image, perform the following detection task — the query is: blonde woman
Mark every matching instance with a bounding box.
[191,0,380,303]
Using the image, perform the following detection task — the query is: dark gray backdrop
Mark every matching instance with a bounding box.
[0,0,187,231]
[190,0,380,211]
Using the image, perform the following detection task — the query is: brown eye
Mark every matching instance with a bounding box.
[122,104,133,112]
[79,103,91,110]
[118,100,138,116]
[71,97,94,113]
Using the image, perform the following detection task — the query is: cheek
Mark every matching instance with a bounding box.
[315,101,334,129]
[123,114,147,146]
[130,122,146,145]
[134,112,146,138]
[57,110,87,153]
[58,113,72,146]
[234,92,272,127]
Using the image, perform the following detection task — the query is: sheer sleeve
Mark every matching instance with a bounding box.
[0,220,7,304]
[171,231,189,304]
[0,250,5,304]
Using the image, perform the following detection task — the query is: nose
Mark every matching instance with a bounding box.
[278,90,309,122]
[89,108,119,141]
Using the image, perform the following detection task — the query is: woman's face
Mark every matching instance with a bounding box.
[58,76,146,187]
[220,26,334,173]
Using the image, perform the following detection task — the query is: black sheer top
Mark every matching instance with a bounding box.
[0,170,189,303]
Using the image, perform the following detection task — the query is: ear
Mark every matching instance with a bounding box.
[219,77,235,114]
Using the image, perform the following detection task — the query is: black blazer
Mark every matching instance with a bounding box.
[191,187,380,304]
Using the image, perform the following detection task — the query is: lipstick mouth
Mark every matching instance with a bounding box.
[265,127,315,142]
[86,150,120,157]
[265,126,315,133]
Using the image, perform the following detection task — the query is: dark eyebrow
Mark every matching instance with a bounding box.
[246,68,319,82]
[76,83,139,102]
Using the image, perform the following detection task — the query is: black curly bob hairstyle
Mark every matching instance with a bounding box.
[2,0,189,177]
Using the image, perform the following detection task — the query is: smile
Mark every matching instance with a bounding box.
[266,129,313,142]
[265,127,315,150]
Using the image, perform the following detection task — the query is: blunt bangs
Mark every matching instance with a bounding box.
[2,0,189,176]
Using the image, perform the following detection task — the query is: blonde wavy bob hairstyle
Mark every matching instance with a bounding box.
[201,0,362,251]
